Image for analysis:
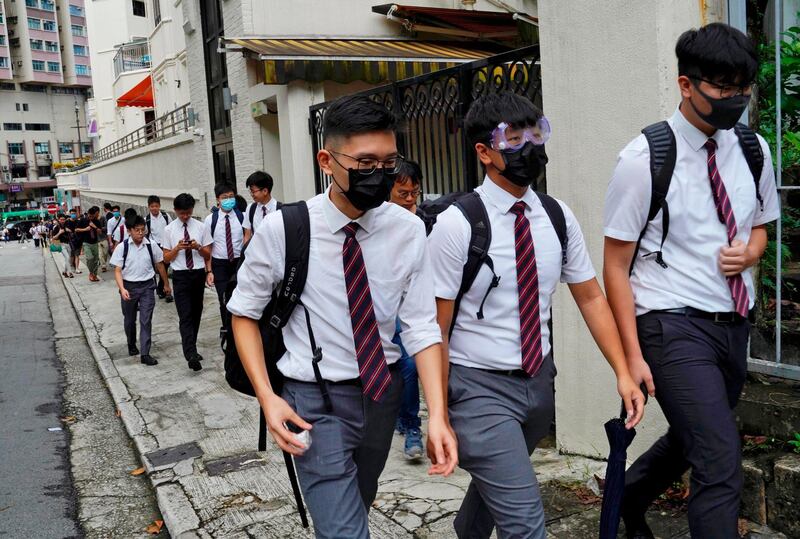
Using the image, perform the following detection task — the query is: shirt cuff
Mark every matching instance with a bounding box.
[753,209,780,227]
[603,227,641,242]
[400,322,442,358]
[225,289,266,320]
[561,269,597,285]
[434,285,459,301]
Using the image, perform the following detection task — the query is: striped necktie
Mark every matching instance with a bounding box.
[183,222,194,269]
[510,201,544,377]
[225,214,234,261]
[704,139,749,317]
[342,222,391,401]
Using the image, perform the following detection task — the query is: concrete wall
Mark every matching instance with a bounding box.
[538,0,725,459]
[148,0,188,115]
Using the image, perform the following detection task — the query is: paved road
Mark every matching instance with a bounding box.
[0,242,80,538]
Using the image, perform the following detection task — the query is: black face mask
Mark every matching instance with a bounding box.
[499,142,548,187]
[333,167,396,212]
[689,83,749,131]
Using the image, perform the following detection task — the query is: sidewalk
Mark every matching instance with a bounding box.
[48,251,751,538]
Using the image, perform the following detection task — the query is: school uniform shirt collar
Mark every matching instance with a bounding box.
[322,187,379,235]
[480,175,538,214]
[670,106,724,152]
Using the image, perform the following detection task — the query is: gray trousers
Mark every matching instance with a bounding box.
[449,355,556,539]
[121,280,156,356]
[61,244,74,272]
[281,366,403,539]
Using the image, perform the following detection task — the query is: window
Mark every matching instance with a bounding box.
[23,104,28,111]
[71,24,84,37]
[3,123,22,131]
[8,143,24,155]
[0,13,4,24]
[38,165,52,177]
[69,4,83,17]
[0,57,8,69]
[42,19,55,31]
[0,36,6,46]
[0,83,16,91]
[26,123,51,131]
[81,143,91,155]
[25,0,38,8]
[34,142,49,154]
[58,142,73,154]
[15,103,19,111]
[75,64,90,76]
[46,61,59,73]
[21,84,47,93]
[52,86,84,95]
[73,45,88,56]
[28,17,41,30]
[40,0,55,11]
[45,41,58,52]
[132,0,146,17]
[32,60,45,71]
[30,39,43,50]
[153,0,161,25]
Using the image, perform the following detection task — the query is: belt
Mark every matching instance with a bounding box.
[287,362,400,387]
[653,307,754,324]
[171,268,205,273]
[472,367,530,378]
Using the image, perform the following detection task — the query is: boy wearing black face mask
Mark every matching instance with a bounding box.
[227,95,458,538]
[429,91,644,538]
[603,23,779,539]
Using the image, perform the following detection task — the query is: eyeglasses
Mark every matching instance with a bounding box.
[328,150,404,175]
[248,187,266,195]
[396,188,421,199]
[690,76,752,97]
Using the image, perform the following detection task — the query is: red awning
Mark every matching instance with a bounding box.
[372,4,529,39]
[116,75,153,108]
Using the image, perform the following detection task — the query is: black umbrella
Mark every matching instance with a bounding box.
[598,401,639,539]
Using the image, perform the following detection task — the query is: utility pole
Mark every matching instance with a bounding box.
[74,99,83,158]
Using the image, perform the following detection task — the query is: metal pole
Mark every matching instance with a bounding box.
[75,100,82,158]
[775,0,783,365]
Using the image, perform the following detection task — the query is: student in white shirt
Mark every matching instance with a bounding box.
[603,24,779,539]
[227,95,457,538]
[203,183,244,337]
[145,195,173,302]
[161,193,213,371]
[429,92,644,539]
[107,205,126,250]
[111,215,170,366]
[242,170,279,243]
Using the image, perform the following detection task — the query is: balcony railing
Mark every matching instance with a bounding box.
[112,41,150,78]
[92,103,194,164]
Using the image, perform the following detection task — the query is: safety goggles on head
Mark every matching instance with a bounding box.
[489,117,551,152]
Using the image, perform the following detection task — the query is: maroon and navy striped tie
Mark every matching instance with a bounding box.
[510,201,544,377]
[224,214,234,261]
[704,139,749,317]
[183,223,194,269]
[342,223,391,401]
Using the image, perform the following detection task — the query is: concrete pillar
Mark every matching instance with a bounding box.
[538,0,725,459]
[277,81,325,204]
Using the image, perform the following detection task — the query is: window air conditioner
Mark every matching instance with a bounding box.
[16,61,23,67]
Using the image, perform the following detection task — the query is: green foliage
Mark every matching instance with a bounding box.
[789,432,800,454]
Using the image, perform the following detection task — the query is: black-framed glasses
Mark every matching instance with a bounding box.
[328,150,404,175]
[396,187,421,199]
[689,76,752,97]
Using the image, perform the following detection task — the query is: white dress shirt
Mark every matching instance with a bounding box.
[604,107,780,315]
[429,178,595,370]
[146,211,170,246]
[110,238,164,282]
[107,215,122,236]
[161,217,212,271]
[203,209,244,260]
[227,190,442,382]
[243,198,279,231]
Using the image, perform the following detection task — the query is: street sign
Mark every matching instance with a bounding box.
[8,183,23,193]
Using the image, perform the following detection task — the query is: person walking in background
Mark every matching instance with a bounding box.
[67,210,82,273]
[145,195,173,302]
[75,206,104,282]
[31,223,41,249]
[53,214,74,277]
[203,184,244,341]
[97,206,109,272]
[111,215,170,367]
[388,160,425,460]
[107,205,124,251]
[39,221,49,248]
[242,171,279,243]
[162,193,212,372]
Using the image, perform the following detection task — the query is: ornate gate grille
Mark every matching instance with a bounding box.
[309,45,542,197]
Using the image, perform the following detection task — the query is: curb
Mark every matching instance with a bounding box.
[49,253,207,538]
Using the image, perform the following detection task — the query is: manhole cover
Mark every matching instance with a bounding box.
[205,452,267,477]
[145,442,203,468]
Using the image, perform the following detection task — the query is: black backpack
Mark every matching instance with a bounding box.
[220,201,313,528]
[145,211,169,240]
[247,201,283,230]
[418,189,568,335]
[210,206,244,236]
[631,121,764,274]
[121,239,155,270]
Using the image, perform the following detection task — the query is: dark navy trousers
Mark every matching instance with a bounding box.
[624,312,749,539]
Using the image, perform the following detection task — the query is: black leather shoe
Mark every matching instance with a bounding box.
[164,295,174,303]
[128,345,140,356]
[140,355,158,366]
[188,359,202,371]
[194,352,204,362]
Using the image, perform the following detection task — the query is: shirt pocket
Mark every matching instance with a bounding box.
[368,276,405,326]
[730,174,757,231]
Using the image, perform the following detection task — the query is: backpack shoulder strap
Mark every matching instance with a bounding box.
[146,242,155,269]
[145,213,151,238]
[248,203,258,226]
[534,191,568,266]
[234,207,244,225]
[452,192,498,328]
[633,121,677,274]
[210,207,219,237]
[276,201,283,211]
[161,210,169,224]
[733,122,765,210]
[269,201,311,330]
[122,238,129,270]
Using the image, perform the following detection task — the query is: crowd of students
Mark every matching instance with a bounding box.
[53,22,779,539]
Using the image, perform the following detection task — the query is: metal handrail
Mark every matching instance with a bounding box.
[112,41,151,78]
[90,103,194,164]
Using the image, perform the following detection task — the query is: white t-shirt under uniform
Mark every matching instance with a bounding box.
[603,108,780,315]
[161,217,212,271]
[110,238,164,282]
[203,210,244,260]
[428,178,596,371]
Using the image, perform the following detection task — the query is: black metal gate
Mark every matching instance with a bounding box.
[309,45,542,197]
